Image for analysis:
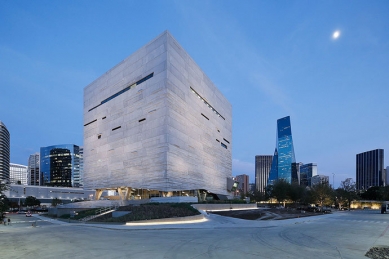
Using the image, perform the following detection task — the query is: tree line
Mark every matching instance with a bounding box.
[248,178,389,209]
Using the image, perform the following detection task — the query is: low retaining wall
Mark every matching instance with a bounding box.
[48,207,89,217]
[125,214,204,224]
[150,197,198,203]
[192,203,257,211]
[112,211,131,218]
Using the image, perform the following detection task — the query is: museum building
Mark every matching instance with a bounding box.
[83,31,232,201]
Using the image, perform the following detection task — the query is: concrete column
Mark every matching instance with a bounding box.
[95,189,103,200]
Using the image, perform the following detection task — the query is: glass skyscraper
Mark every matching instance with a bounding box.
[268,116,296,184]
[40,144,81,187]
[300,163,317,187]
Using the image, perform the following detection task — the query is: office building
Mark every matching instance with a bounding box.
[268,116,296,185]
[28,153,40,185]
[83,31,232,201]
[255,155,273,193]
[387,166,389,187]
[0,121,10,183]
[10,163,28,185]
[356,149,384,190]
[236,174,249,195]
[311,174,329,186]
[300,163,318,187]
[40,144,81,187]
[78,147,84,187]
[291,162,302,185]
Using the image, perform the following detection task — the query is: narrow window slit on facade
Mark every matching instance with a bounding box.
[97,134,102,139]
[102,116,106,120]
[88,72,154,112]
[190,86,225,120]
[223,138,230,144]
[84,119,97,126]
[216,139,220,142]
[112,126,121,131]
[138,118,146,122]
[201,113,209,120]
[221,143,227,149]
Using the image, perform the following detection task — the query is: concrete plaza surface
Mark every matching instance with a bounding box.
[0,210,388,259]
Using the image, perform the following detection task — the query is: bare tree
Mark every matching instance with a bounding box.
[338,178,358,210]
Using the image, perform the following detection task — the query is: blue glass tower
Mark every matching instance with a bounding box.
[40,144,81,187]
[268,116,296,185]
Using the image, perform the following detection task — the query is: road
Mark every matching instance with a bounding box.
[0,210,388,259]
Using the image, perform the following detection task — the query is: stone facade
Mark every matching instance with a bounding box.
[83,31,232,196]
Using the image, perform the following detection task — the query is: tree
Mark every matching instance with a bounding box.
[51,198,62,207]
[249,190,266,202]
[379,186,389,201]
[360,186,381,200]
[311,183,333,208]
[0,183,9,219]
[289,183,305,204]
[25,196,41,207]
[271,179,291,206]
[338,178,358,210]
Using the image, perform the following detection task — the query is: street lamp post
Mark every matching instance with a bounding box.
[332,173,335,189]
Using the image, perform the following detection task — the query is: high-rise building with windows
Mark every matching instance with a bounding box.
[300,163,318,187]
[28,153,40,185]
[291,162,303,185]
[78,147,84,187]
[255,155,273,193]
[311,174,329,186]
[268,116,296,185]
[10,163,28,185]
[0,121,10,184]
[40,144,81,187]
[236,174,249,195]
[83,31,232,200]
[386,166,389,187]
[356,149,384,190]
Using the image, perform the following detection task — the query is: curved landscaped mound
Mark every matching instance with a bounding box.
[89,203,201,223]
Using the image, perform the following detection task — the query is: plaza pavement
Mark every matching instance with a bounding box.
[1,210,388,259]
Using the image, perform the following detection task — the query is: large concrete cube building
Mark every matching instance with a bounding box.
[83,31,232,200]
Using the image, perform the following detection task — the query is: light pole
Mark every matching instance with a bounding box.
[332,173,335,189]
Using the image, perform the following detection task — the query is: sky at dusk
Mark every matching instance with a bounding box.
[1,0,388,188]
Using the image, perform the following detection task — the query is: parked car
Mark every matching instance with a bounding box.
[321,207,332,213]
[26,211,32,217]
[381,202,389,214]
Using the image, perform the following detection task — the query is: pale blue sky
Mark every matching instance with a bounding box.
[1,1,388,188]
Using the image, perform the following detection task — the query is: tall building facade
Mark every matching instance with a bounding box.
[255,155,273,193]
[10,163,28,185]
[311,174,329,186]
[268,116,296,185]
[300,163,318,187]
[28,153,40,185]
[78,147,84,187]
[83,31,232,199]
[385,166,389,186]
[236,174,249,195]
[40,144,81,187]
[356,149,384,190]
[291,162,303,185]
[0,121,10,183]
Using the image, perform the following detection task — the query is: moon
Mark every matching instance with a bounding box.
[333,30,340,39]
